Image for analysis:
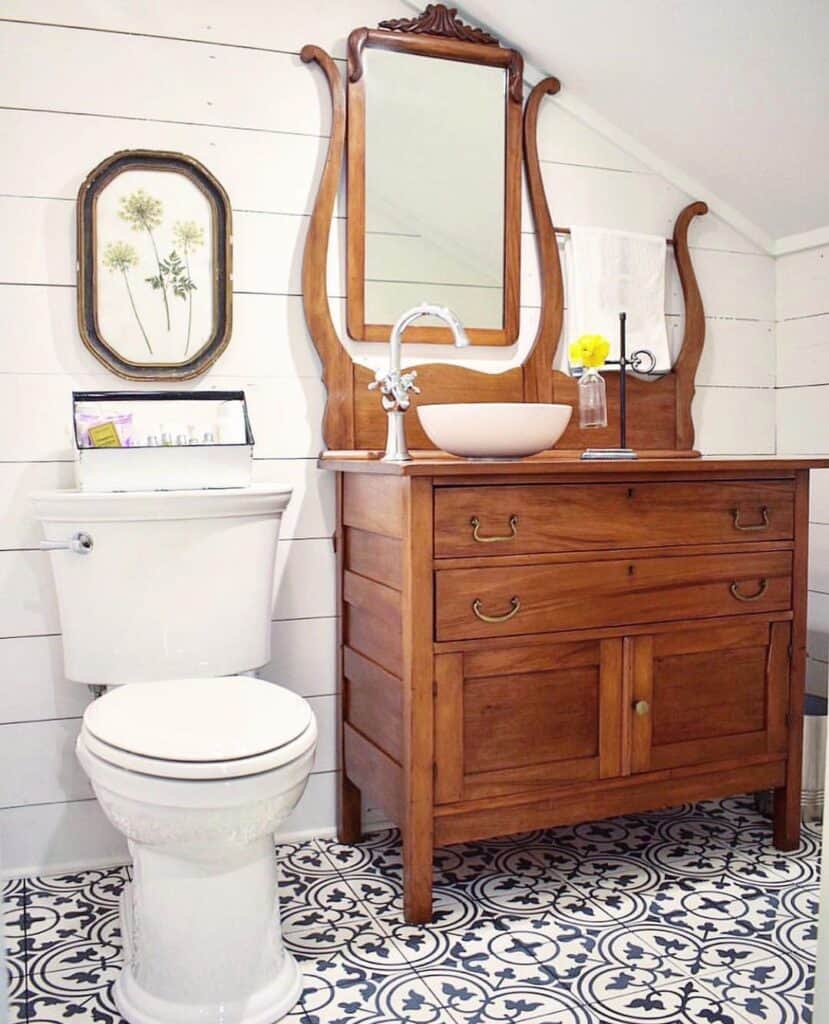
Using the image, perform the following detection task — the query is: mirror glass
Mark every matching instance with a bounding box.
[361,48,508,332]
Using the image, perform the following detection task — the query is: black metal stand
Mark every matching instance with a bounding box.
[581,312,656,461]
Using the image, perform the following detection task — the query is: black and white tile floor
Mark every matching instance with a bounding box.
[2,796,820,1023]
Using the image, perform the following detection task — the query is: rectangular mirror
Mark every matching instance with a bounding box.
[347,28,523,345]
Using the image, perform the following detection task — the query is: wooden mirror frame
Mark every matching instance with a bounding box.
[302,6,709,456]
[346,9,523,345]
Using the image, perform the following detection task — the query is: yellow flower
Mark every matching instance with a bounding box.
[570,334,610,369]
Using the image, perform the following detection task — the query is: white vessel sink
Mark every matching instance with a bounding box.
[417,403,572,459]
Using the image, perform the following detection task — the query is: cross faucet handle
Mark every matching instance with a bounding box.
[368,368,420,412]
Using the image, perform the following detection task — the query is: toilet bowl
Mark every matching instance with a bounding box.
[76,676,317,1024]
[32,485,318,1023]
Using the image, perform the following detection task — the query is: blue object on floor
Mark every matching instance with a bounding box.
[805,692,828,716]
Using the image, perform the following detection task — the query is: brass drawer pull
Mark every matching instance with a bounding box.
[634,699,650,716]
[470,514,519,544]
[729,578,769,602]
[472,596,521,623]
[732,506,769,531]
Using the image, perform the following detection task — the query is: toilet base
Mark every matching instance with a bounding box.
[113,951,303,1024]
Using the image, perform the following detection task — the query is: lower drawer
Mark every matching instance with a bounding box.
[435,551,793,641]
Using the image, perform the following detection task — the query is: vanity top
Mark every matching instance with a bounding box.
[319,451,829,478]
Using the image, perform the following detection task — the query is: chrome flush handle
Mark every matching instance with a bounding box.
[39,531,94,555]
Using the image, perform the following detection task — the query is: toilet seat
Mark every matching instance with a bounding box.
[82,676,315,780]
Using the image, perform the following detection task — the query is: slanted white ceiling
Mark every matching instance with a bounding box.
[461,0,829,249]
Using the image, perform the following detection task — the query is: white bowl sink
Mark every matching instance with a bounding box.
[417,403,572,459]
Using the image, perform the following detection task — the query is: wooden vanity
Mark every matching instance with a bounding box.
[324,454,826,922]
[302,6,829,923]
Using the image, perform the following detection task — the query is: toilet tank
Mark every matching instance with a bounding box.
[32,486,291,686]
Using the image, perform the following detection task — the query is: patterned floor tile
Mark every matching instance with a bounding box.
[23,867,128,978]
[583,973,761,1023]
[296,953,449,1023]
[643,874,783,944]
[2,797,817,1024]
[3,877,28,973]
[17,960,125,1023]
[697,952,814,1024]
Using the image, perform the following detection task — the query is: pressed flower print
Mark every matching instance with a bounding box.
[96,169,213,366]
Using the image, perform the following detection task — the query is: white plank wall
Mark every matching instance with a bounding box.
[776,245,829,696]
[0,4,777,876]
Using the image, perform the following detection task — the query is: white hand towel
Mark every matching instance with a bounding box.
[566,226,671,373]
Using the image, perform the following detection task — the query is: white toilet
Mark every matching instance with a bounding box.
[32,485,317,1024]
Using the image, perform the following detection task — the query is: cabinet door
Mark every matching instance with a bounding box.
[434,637,623,804]
[630,620,790,774]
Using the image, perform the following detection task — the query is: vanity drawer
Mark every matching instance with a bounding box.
[434,481,794,557]
[435,551,792,641]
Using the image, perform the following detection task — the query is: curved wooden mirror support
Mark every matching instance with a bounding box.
[301,7,708,456]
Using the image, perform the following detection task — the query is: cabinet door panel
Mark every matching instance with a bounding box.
[434,637,623,803]
[631,620,790,774]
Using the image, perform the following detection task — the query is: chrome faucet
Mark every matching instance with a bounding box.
[369,303,470,462]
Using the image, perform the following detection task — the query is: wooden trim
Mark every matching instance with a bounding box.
[775,469,809,848]
[435,541,794,572]
[434,653,464,803]
[463,758,600,800]
[435,609,794,654]
[767,620,791,755]
[630,636,654,774]
[599,638,624,778]
[522,76,563,404]
[343,570,401,629]
[401,478,436,922]
[345,24,523,346]
[344,723,403,822]
[344,645,404,760]
[673,200,710,449]
[335,474,362,843]
[343,473,405,538]
[320,455,829,477]
[434,760,785,846]
[300,46,353,450]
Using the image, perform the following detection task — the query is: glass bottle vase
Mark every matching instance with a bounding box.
[577,366,608,429]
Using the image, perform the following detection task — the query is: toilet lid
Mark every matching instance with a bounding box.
[83,676,313,764]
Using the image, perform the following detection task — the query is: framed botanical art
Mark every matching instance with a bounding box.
[77,150,232,380]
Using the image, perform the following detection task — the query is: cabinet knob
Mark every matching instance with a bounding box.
[634,699,650,717]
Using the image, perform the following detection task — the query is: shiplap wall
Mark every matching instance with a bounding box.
[0,2,777,877]
[776,246,829,696]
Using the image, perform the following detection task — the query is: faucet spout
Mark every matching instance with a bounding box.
[369,303,471,463]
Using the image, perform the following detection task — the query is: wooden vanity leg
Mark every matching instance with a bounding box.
[338,773,363,845]
[402,478,435,924]
[402,822,434,924]
[773,784,801,851]
[774,469,809,852]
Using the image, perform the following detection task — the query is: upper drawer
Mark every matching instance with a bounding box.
[434,481,794,557]
[435,551,793,641]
